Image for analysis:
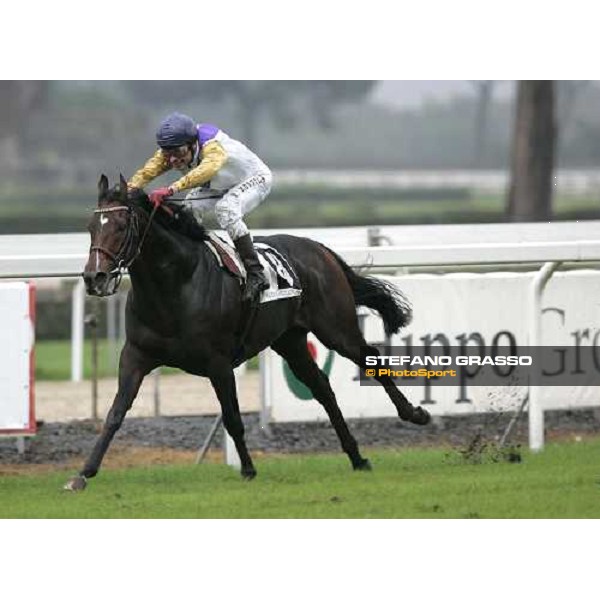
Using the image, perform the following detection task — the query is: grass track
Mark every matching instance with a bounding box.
[1,440,599,518]
[34,339,258,380]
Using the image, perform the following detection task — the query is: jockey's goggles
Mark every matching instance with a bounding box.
[161,145,190,159]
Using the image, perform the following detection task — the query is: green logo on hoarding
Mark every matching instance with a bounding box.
[283,340,335,400]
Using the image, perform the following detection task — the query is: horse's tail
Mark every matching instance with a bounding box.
[321,244,412,335]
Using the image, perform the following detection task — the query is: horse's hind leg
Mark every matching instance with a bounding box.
[64,342,156,491]
[312,322,430,426]
[209,368,256,480]
[361,343,430,425]
[272,328,371,471]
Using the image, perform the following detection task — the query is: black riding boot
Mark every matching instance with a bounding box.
[234,234,269,303]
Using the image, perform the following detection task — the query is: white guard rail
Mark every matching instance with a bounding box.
[2,221,600,278]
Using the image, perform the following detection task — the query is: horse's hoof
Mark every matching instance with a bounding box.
[63,475,87,492]
[411,407,431,426]
[241,469,257,481]
[353,458,372,471]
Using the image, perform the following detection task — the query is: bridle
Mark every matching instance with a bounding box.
[90,203,159,290]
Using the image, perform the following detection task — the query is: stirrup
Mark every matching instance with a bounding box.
[243,273,268,302]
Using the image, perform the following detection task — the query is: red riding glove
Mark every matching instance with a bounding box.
[149,186,174,208]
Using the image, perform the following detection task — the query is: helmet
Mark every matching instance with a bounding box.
[156,112,197,148]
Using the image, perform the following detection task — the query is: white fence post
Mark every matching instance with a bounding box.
[70,278,85,382]
[224,363,244,468]
[259,350,271,431]
[528,261,560,452]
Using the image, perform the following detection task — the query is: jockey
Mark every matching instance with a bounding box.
[128,112,271,303]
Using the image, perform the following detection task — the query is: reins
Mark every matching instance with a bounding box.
[137,203,160,253]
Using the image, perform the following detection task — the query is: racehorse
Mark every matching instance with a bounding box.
[64,175,430,491]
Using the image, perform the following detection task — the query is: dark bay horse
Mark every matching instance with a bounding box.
[64,175,430,491]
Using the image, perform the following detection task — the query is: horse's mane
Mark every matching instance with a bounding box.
[125,188,210,243]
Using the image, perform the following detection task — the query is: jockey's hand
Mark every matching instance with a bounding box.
[149,186,174,208]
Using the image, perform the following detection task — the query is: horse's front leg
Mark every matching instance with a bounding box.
[64,343,156,491]
[209,368,256,480]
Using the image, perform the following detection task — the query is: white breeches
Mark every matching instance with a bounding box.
[184,170,272,240]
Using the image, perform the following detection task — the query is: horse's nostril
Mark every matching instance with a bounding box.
[83,272,95,287]
[83,271,108,292]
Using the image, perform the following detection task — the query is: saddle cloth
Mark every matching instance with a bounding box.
[205,233,302,304]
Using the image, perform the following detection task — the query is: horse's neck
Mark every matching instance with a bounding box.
[130,223,203,296]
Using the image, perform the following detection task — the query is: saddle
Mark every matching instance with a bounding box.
[204,233,302,304]
[204,233,245,279]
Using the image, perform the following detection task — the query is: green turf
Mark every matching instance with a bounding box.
[1,440,599,518]
[35,339,118,380]
[34,339,260,380]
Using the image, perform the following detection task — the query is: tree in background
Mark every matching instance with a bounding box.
[0,81,49,174]
[123,80,376,150]
[507,81,556,221]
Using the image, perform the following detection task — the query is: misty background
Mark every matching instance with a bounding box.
[0,80,598,233]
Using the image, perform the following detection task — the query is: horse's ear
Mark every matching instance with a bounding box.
[119,174,128,201]
[98,174,109,199]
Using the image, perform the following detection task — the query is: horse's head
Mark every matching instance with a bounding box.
[83,174,142,296]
